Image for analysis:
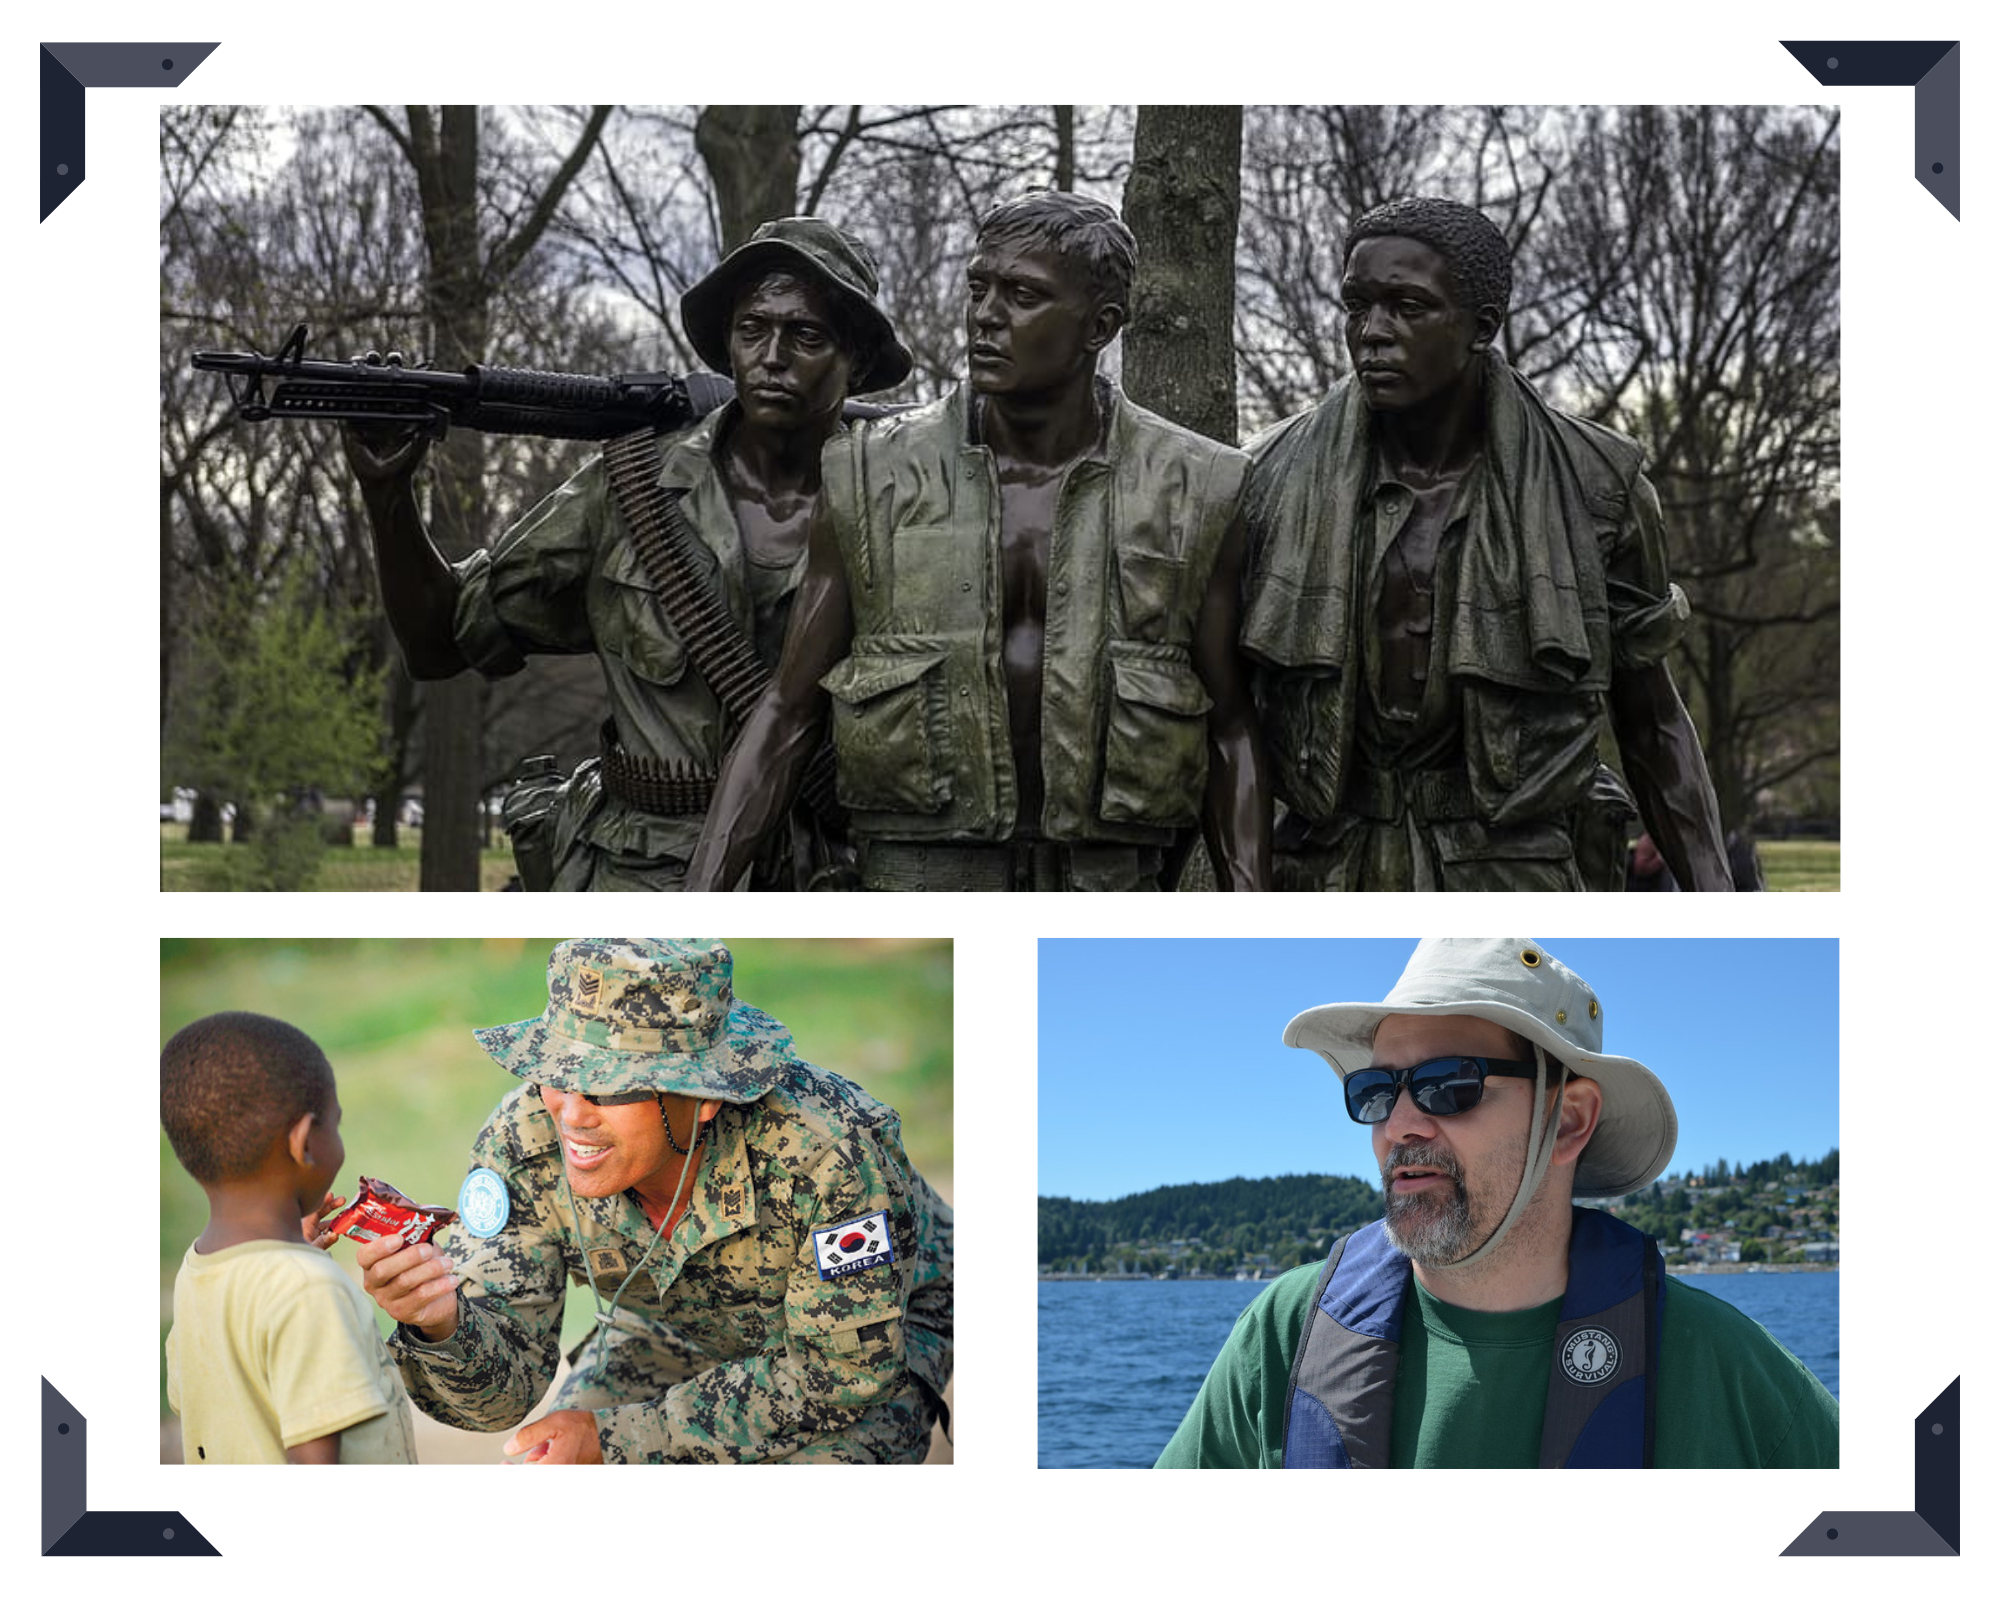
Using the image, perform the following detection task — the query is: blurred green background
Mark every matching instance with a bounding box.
[159,937,953,1439]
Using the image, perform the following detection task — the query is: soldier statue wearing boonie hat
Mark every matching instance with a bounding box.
[359,938,952,1464]
[1157,937,1836,1470]
[342,216,910,890]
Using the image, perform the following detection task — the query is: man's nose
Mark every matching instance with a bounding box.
[749,329,787,371]
[1380,1082,1441,1141]
[970,287,1002,328]
[1357,304,1394,344]
[547,1088,598,1126]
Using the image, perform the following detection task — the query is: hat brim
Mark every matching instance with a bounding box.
[1283,999,1677,1199]
[680,239,913,395]
[473,1000,793,1104]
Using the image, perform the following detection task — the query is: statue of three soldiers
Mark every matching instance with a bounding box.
[346,192,1734,893]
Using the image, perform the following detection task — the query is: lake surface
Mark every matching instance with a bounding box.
[1037,1269,1838,1468]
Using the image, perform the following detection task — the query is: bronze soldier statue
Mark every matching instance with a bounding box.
[687,193,1270,891]
[343,218,910,889]
[1240,198,1731,891]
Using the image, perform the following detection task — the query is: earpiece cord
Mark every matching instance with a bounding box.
[558,1105,708,1386]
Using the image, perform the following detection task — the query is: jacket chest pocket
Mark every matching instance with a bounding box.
[820,641,953,813]
[1100,642,1210,828]
[590,567,690,688]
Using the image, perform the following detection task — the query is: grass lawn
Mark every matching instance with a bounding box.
[159,938,953,1438]
[161,823,517,891]
[1758,839,1839,892]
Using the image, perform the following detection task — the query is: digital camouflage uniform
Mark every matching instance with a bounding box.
[816,381,1248,890]
[453,408,807,890]
[1241,354,1687,891]
[390,939,951,1463]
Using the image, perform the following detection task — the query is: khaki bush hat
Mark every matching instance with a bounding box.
[1282,937,1677,1198]
[474,938,795,1103]
[679,216,913,395]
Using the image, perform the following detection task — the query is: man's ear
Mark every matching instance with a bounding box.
[285,1110,317,1167]
[1468,303,1502,354]
[697,1098,723,1125]
[1553,1076,1603,1167]
[1087,298,1126,354]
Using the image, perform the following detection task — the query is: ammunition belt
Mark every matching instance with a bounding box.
[599,733,717,818]
[600,429,839,821]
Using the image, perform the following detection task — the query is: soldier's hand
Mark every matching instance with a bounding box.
[303,1192,345,1251]
[340,417,431,485]
[339,352,431,484]
[503,1409,603,1465]
[356,1235,461,1342]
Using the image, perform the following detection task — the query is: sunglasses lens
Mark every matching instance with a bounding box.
[1410,1058,1486,1117]
[1345,1072,1399,1124]
[581,1089,655,1107]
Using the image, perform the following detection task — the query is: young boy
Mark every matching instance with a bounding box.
[161,1011,416,1464]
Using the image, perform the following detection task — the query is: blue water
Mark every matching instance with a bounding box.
[1037,1270,1837,1467]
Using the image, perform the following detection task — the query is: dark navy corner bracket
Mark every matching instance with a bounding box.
[1782,41,1959,217]
[43,1379,218,1556]
[1781,1377,1960,1557]
[40,44,219,220]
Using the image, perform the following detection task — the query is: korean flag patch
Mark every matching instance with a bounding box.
[811,1210,896,1281]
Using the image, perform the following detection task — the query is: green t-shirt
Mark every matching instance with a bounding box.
[1154,1261,1838,1469]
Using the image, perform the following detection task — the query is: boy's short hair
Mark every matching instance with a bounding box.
[976,192,1137,311]
[161,1012,335,1184]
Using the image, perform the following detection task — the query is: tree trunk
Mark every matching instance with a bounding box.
[1120,106,1243,445]
[408,107,490,889]
[372,638,415,848]
[383,103,608,887]
[188,790,224,844]
[1053,106,1075,191]
[696,106,802,249]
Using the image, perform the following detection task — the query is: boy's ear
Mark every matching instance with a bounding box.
[285,1111,317,1167]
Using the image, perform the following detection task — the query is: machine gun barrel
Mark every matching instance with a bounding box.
[190,324,729,441]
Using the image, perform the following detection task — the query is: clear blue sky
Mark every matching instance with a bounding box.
[1037,938,1837,1201]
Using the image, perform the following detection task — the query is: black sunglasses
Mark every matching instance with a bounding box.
[568,1088,657,1107]
[1343,1056,1547,1125]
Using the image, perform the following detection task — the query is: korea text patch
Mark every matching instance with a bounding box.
[811,1210,896,1280]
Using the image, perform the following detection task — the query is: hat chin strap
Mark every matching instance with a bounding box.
[1446,1042,1564,1271]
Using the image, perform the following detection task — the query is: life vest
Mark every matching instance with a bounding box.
[1281,1206,1661,1468]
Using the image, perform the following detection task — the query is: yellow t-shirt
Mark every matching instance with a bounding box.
[166,1239,416,1464]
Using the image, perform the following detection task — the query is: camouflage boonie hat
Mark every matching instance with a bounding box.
[473,939,795,1103]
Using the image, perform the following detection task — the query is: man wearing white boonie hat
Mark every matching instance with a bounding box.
[1157,938,1836,1469]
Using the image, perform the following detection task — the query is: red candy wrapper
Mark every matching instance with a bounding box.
[324,1174,458,1246]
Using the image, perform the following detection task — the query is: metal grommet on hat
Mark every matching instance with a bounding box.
[1521,948,1542,967]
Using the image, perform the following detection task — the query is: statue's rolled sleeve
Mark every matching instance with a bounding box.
[594,1127,920,1464]
[1605,471,1689,671]
[449,458,610,677]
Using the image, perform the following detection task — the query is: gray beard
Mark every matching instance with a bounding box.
[1381,1142,1478,1267]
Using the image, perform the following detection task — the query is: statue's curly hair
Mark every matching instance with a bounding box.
[1346,198,1512,320]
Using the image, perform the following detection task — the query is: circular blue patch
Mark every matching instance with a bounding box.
[457,1168,511,1238]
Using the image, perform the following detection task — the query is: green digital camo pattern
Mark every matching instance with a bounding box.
[450,405,806,885]
[391,1065,952,1464]
[473,938,796,1103]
